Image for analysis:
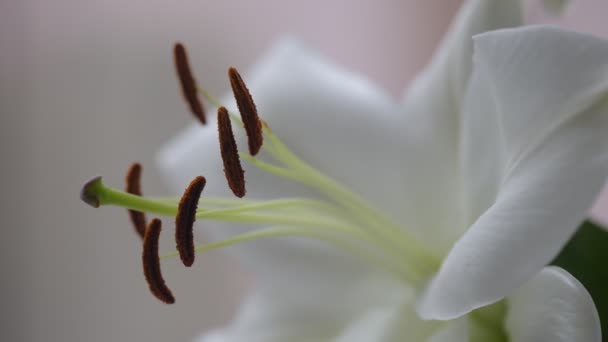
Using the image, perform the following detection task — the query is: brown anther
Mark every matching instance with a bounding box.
[126,163,147,239]
[142,218,175,304]
[176,176,206,267]
[217,107,246,197]
[174,42,206,125]
[228,67,263,155]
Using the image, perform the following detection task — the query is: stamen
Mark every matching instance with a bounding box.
[126,163,146,238]
[228,67,263,155]
[176,176,206,267]
[174,43,206,125]
[218,106,246,197]
[81,84,444,290]
[143,218,175,304]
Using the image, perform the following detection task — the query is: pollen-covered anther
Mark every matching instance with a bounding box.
[174,42,206,125]
[176,176,206,267]
[126,163,147,238]
[217,106,246,198]
[143,218,175,304]
[228,67,263,155]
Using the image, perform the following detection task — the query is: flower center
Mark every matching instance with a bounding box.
[80,43,441,303]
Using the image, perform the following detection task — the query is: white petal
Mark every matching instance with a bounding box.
[426,318,468,342]
[506,266,601,342]
[158,37,404,306]
[418,26,608,319]
[399,0,521,251]
[333,291,439,342]
[195,292,338,342]
[197,280,438,342]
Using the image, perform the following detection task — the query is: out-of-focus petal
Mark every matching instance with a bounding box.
[195,292,338,342]
[426,318,468,342]
[197,280,438,342]
[333,290,438,342]
[506,266,601,342]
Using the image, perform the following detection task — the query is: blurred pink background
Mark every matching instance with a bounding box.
[1,0,607,341]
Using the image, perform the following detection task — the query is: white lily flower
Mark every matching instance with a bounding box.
[155,0,608,339]
[80,0,607,340]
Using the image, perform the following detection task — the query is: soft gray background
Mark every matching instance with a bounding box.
[2,0,607,341]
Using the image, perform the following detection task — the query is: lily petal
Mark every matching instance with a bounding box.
[506,266,601,342]
[333,292,440,342]
[195,292,338,342]
[196,279,438,342]
[426,318,468,342]
[418,26,608,319]
[400,0,521,251]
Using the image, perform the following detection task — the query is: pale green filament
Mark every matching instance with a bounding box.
[86,86,444,285]
[89,179,424,281]
[160,226,412,279]
[241,148,437,268]
[245,124,440,274]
